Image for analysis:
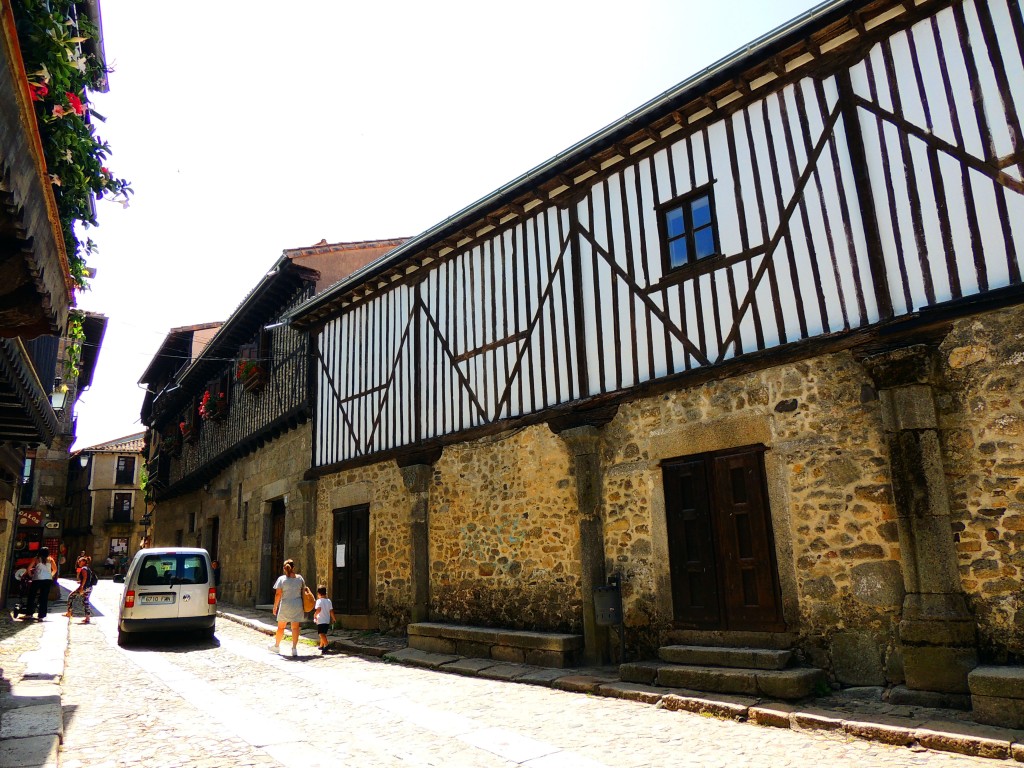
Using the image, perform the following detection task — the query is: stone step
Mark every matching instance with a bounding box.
[663,629,797,650]
[620,661,824,700]
[658,644,792,670]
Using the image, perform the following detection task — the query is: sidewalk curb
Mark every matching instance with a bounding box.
[218,609,1023,762]
[0,584,72,768]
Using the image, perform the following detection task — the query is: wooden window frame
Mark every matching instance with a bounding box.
[112,492,132,523]
[115,455,135,485]
[656,183,720,276]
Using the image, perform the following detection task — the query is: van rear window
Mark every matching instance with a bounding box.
[138,554,208,585]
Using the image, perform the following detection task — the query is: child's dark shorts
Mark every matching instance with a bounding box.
[317,623,330,634]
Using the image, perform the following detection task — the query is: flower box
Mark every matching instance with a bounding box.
[180,421,197,444]
[237,360,267,394]
[199,390,228,422]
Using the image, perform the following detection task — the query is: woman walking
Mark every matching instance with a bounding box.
[272,559,306,656]
[24,547,58,621]
[64,556,94,623]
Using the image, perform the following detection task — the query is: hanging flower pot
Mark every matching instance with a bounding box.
[236,359,267,394]
[198,390,228,422]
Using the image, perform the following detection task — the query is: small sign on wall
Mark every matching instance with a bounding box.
[335,545,346,568]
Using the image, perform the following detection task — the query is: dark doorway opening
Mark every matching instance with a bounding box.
[266,500,286,603]
[662,445,784,632]
[333,505,369,615]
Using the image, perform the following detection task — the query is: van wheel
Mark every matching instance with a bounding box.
[117,628,128,647]
[203,626,216,641]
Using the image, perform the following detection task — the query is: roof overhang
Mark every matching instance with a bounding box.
[287,0,917,330]
[0,0,74,339]
[0,337,57,444]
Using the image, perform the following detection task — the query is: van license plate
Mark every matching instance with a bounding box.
[141,594,174,604]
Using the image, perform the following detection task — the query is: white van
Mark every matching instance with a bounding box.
[115,547,216,646]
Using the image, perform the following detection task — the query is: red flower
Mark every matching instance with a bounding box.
[29,82,48,101]
[65,91,86,116]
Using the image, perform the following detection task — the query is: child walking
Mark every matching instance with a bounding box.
[65,556,94,623]
[313,585,335,654]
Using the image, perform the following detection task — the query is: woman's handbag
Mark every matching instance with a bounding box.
[301,583,315,613]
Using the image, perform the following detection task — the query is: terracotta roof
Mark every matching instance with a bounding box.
[284,238,408,295]
[79,431,146,454]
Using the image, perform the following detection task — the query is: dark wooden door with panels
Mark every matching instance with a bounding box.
[662,446,784,632]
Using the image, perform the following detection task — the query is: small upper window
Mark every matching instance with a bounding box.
[115,456,135,485]
[660,188,718,272]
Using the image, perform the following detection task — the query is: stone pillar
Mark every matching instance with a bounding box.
[555,424,609,666]
[295,480,318,587]
[862,345,977,695]
[400,461,434,624]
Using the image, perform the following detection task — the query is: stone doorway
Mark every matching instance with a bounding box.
[662,446,784,632]
[332,504,369,616]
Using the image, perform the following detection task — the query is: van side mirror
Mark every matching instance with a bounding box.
[113,574,125,584]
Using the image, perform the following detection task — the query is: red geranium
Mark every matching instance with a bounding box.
[65,91,86,116]
[28,82,48,101]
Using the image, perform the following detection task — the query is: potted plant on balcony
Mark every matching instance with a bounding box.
[198,390,228,422]
[160,427,182,457]
[236,359,267,394]
[180,419,197,444]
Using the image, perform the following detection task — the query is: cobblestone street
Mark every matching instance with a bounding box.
[34,583,997,768]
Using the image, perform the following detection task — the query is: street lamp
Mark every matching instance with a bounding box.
[50,377,67,417]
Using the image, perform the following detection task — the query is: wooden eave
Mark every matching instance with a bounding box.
[0,0,74,339]
[76,311,106,390]
[0,337,58,444]
[149,261,317,425]
[288,0,940,331]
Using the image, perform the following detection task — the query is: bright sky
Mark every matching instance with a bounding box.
[73,0,819,450]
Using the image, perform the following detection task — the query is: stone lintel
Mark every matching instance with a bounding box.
[860,344,937,390]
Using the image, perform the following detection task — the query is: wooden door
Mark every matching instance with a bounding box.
[267,501,285,602]
[333,505,369,614]
[663,446,783,631]
[663,458,720,627]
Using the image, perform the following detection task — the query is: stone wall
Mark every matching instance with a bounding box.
[315,460,413,631]
[152,424,314,607]
[938,306,1024,661]
[429,428,581,633]
[601,351,903,682]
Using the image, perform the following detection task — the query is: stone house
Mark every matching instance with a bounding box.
[64,432,146,569]
[139,240,404,607]
[287,0,1024,714]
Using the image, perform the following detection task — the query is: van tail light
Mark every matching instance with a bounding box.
[124,590,135,608]
[208,588,217,605]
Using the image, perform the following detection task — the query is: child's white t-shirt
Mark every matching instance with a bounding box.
[314,597,333,624]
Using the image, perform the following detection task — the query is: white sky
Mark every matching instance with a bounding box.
[73,0,819,450]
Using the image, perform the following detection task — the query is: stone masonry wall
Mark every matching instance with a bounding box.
[429,427,582,633]
[314,460,413,632]
[602,351,903,683]
[152,424,313,608]
[938,305,1024,661]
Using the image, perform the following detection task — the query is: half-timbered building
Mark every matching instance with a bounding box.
[290,0,1024,712]
[140,240,404,607]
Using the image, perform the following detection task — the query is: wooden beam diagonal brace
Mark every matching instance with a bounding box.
[361,301,417,455]
[491,231,575,418]
[715,100,845,363]
[854,96,1024,196]
[419,301,490,423]
[314,345,363,457]
[574,224,712,368]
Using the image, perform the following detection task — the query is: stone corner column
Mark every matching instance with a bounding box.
[399,452,439,625]
[861,344,978,695]
[550,409,616,667]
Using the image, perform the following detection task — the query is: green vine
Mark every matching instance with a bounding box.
[12,0,131,290]
[63,310,84,379]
